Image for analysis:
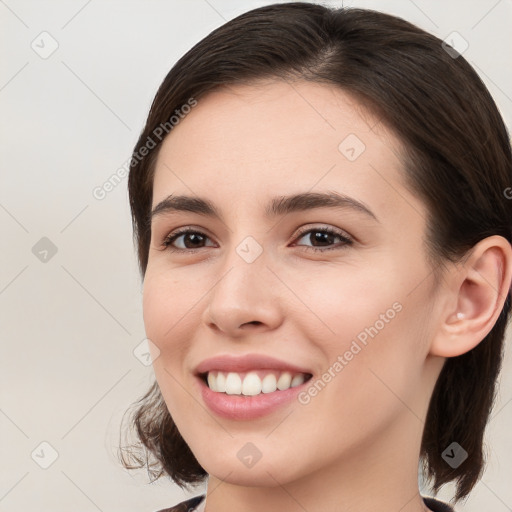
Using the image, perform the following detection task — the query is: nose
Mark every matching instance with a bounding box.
[201,248,284,338]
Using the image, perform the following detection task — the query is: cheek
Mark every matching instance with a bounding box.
[142,269,200,404]
[290,304,429,472]
[142,266,203,343]
[284,260,404,346]
[292,260,433,406]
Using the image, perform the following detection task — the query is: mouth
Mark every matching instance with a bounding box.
[199,369,313,396]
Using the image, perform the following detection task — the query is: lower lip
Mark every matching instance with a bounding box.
[196,376,311,420]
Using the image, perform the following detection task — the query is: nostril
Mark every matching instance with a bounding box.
[242,321,262,327]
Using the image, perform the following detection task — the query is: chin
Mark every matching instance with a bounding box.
[196,448,299,487]
[209,465,291,488]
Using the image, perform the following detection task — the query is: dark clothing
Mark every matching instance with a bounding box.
[424,496,456,512]
[157,494,205,512]
[157,493,456,511]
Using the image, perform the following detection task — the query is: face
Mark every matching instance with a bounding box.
[143,80,445,488]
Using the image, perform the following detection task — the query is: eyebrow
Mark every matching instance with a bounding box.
[150,191,378,223]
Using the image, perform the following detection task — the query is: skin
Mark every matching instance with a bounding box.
[142,80,512,512]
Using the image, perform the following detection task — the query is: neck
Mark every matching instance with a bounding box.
[203,407,431,512]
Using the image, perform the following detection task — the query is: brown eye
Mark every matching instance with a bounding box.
[294,227,353,252]
[163,229,215,251]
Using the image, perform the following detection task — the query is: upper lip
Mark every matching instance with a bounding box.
[194,354,312,376]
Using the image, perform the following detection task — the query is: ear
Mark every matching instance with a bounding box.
[430,235,512,358]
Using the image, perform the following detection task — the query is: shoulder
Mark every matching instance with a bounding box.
[155,494,206,512]
[423,495,457,512]
[157,494,453,512]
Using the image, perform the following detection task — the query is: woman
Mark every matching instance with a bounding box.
[121,3,512,512]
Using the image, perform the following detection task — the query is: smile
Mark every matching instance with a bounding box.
[202,370,312,396]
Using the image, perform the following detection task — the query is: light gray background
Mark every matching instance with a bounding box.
[1,1,511,511]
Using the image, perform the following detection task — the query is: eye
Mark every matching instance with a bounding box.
[160,225,353,253]
[293,226,353,252]
[162,228,216,251]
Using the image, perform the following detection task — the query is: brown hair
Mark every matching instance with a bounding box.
[121,2,512,502]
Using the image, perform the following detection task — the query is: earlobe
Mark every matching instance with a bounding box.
[430,235,512,358]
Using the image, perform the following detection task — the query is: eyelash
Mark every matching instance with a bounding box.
[161,226,353,253]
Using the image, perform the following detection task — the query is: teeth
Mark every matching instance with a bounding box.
[225,372,242,395]
[205,371,308,395]
[207,372,217,392]
[291,374,306,387]
[216,371,226,392]
[277,372,292,390]
[242,372,262,396]
[261,374,277,393]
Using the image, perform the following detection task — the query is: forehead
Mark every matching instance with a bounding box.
[152,80,423,223]
[157,80,395,161]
